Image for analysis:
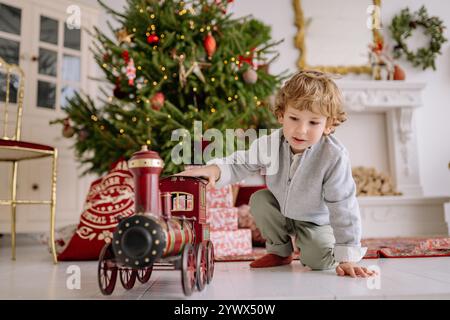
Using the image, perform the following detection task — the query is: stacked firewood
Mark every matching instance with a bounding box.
[352,166,402,196]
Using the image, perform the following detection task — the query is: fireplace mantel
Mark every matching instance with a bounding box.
[336,80,426,196]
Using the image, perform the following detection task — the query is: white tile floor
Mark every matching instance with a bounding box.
[1,234,450,300]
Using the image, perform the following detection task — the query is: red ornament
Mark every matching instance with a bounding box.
[151,92,165,111]
[122,50,130,63]
[203,32,216,59]
[147,34,159,44]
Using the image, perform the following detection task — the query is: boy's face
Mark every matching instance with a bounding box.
[278,106,332,154]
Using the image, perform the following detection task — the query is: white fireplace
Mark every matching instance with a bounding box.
[336,80,450,238]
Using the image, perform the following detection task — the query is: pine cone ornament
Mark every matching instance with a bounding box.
[78,129,89,142]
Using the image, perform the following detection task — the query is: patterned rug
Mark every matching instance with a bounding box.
[215,237,450,262]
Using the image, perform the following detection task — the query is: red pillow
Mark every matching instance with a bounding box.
[57,160,135,260]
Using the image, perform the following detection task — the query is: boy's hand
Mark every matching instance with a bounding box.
[335,262,378,278]
[174,165,221,188]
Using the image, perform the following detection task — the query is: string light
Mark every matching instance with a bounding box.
[132,117,137,122]
[211,77,215,82]
[227,97,232,101]
[119,129,125,134]
[200,27,204,32]
[153,81,157,86]
[146,117,150,122]
[150,14,155,19]
[193,87,197,92]
[223,60,228,64]
[234,76,238,80]
[146,139,151,145]
[161,66,166,71]
[211,107,216,113]
[91,115,98,121]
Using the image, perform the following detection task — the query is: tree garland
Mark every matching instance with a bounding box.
[389,6,447,70]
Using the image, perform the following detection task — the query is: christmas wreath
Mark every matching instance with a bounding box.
[389,6,447,70]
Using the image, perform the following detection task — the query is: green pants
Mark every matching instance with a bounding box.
[249,189,338,270]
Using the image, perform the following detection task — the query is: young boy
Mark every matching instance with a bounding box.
[178,70,375,278]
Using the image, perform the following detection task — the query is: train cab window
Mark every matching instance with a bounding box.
[171,192,194,211]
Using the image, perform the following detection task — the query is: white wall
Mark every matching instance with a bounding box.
[95,0,450,196]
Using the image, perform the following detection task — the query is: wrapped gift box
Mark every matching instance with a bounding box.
[207,184,234,209]
[207,207,238,231]
[210,229,252,257]
[184,164,236,208]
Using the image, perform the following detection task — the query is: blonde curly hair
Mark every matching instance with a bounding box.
[272,70,346,134]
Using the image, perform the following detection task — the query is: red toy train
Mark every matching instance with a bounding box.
[97,146,215,296]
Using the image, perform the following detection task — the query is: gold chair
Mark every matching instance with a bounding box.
[0,57,58,263]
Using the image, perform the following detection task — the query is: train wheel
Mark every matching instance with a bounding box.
[181,244,196,296]
[206,240,215,284]
[98,243,118,295]
[120,267,137,290]
[196,242,207,291]
[137,266,153,284]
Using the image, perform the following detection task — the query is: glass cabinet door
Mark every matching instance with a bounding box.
[0,2,21,65]
[36,14,82,110]
[0,0,85,112]
[0,2,22,105]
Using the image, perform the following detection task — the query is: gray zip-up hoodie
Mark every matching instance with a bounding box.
[207,128,367,262]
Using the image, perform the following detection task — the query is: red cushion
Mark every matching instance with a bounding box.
[235,185,267,207]
[0,138,54,160]
[57,160,135,260]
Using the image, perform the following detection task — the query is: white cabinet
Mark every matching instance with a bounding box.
[0,0,100,233]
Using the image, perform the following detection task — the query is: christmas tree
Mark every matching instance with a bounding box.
[52,0,286,176]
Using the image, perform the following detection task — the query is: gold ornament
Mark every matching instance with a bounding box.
[116,28,134,44]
